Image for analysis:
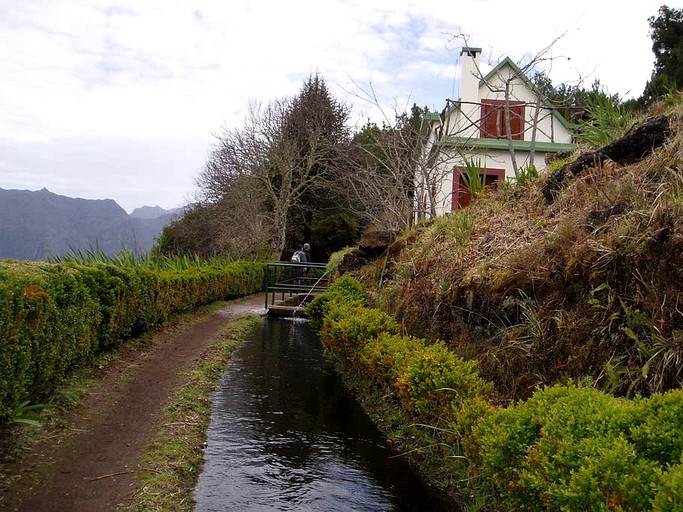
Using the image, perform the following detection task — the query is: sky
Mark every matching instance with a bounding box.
[0,0,673,213]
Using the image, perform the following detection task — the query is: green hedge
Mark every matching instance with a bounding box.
[0,260,264,426]
[312,275,492,452]
[306,274,368,329]
[311,276,683,510]
[477,383,683,511]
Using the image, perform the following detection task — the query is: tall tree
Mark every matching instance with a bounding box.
[195,75,352,260]
[642,5,683,104]
[282,74,352,253]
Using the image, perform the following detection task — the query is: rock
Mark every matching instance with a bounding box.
[339,225,397,274]
[542,115,671,203]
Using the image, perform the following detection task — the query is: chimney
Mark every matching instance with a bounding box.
[460,47,481,105]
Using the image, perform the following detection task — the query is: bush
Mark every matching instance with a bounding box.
[314,278,496,470]
[653,463,683,511]
[540,436,659,511]
[0,263,101,421]
[476,383,683,510]
[358,333,426,392]
[320,304,399,360]
[629,389,683,466]
[306,274,368,326]
[394,341,492,423]
[66,263,158,347]
[0,259,264,426]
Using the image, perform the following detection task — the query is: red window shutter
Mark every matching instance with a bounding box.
[480,103,494,138]
[509,104,525,140]
[480,100,525,140]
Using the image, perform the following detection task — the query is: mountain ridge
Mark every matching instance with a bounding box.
[0,188,179,260]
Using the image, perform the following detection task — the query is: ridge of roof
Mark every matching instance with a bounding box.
[479,56,572,131]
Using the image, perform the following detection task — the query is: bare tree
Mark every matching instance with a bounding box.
[197,76,350,260]
[158,173,271,260]
[212,176,271,259]
[415,101,469,220]
[344,119,416,230]
[197,101,307,259]
[334,81,459,228]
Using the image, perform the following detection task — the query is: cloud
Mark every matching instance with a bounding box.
[0,135,209,212]
[0,0,667,210]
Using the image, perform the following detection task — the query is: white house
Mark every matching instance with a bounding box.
[417,47,575,216]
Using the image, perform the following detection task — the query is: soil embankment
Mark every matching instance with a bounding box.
[0,294,266,511]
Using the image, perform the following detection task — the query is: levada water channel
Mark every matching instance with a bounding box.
[193,316,454,511]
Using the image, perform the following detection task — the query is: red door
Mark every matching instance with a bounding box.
[452,168,505,210]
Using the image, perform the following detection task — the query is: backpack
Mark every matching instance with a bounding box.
[291,250,302,263]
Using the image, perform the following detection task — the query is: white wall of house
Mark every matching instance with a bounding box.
[427,148,548,217]
[419,47,575,218]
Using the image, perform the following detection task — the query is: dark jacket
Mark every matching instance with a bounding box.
[299,249,311,263]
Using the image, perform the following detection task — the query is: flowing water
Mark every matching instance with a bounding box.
[193,317,453,511]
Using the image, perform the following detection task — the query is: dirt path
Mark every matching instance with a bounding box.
[0,294,267,511]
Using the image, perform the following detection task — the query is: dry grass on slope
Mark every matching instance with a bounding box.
[373,100,683,402]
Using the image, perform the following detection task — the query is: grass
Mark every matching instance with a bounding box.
[129,314,261,512]
[50,245,242,271]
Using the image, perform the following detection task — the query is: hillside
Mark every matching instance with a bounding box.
[363,98,683,401]
[0,188,177,260]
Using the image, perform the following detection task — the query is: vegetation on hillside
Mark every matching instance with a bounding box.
[356,95,683,401]
[309,276,683,510]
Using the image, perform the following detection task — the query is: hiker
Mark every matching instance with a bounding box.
[291,243,311,284]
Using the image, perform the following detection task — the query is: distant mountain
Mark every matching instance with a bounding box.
[130,205,182,220]
[0,188,181,261]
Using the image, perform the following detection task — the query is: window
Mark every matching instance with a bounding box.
[452,167,505,210]
[480,99,525,140]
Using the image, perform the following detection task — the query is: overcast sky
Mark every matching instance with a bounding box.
[0,0,670,213]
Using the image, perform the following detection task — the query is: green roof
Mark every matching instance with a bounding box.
[422,54,576,135]
[439,136,575,153]
[480,57,573,131]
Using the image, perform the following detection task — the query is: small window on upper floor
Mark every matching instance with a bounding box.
[480,99,525,140]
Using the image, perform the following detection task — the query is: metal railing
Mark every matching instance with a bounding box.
[264,262,329,309]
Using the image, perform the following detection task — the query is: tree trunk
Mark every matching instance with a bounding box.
[504,83,519,177]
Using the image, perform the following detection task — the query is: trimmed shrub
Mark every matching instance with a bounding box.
[358,332,426,392]
[320,304,399,360]
[0,264,101,419]
[476,383,683,510]
[629,388,683,466]
[313,277,495,481]
[653,463,683,512]
[0,259,264,426]
[394,341,493,423]
[306,275,368,327]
